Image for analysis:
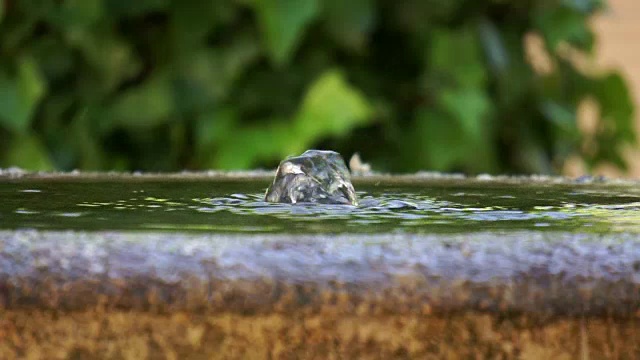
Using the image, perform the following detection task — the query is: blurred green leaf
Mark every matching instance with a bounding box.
[172,50,227,112]
[100,73,174,131]
[392,0,461,33]
[169,0,224,50]
[322,0,374,50]
[105,0,169,16]
[252,0,319,65]
[540,101,578,133]
[413,109,468,171]
[535,6,593,51]
[591,72,635,142]
[562,0,604,14]
[2,0,51,50]
[517,137,554,174]
[70,109,105,170]
[48,0,102,32]
[478,19,509,74]
[74,32,141,98]
[584,70,637,170]
[0,58,46,134]
[493,32,534,111]
[173,38,260,113]
[195,107,237,161]
[0,0,634,174]
[213,121,292,169]
[293,70,373,151]
[438,88,491,142]
[4,134,54,170]
[429,28,487,88]
[29,38,76,84]
[412,104,496,173]
[212,70,374,169]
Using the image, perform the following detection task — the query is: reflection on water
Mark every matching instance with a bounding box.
[1,178,639,234]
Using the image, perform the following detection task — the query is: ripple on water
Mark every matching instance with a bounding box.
[2,180,640,233]
[185,190,640,233]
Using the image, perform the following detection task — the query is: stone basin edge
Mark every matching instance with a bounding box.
[1,168,639,187]
[1,229,639,318]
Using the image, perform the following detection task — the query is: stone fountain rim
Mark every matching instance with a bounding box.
[1,170,640,318]
[1,168,639,187]
[1,229,640,318]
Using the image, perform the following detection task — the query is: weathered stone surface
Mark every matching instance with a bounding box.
[1,229,640,358]
[1,310,639,359]
[1,230,640,316]
[265,150,358,205]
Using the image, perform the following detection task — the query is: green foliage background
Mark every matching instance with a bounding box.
[0,0,636,173]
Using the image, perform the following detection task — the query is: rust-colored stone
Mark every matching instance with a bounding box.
[0,310,638,359]
[1,227,640,358]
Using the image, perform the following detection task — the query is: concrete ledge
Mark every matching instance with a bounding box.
[2,230,640,358]
[0,230,640,359]
[2,230,639,316]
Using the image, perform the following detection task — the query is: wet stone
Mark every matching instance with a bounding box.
[265,150,358,205]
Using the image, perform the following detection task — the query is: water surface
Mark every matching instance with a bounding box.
[1,178,639,234]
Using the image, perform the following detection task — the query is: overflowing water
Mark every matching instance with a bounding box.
[1,177,639,234]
